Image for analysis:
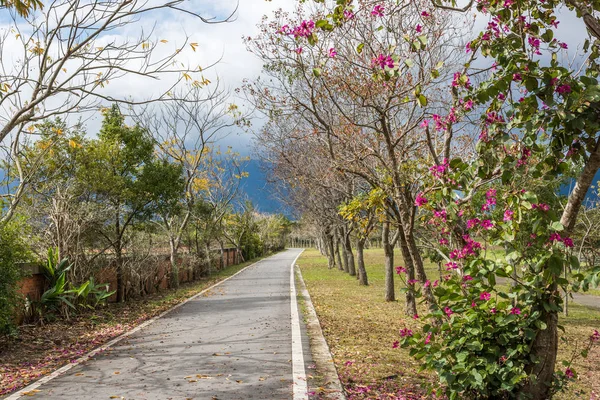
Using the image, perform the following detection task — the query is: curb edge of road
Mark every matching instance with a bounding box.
[295,261,347,400]
[4,257,266,400]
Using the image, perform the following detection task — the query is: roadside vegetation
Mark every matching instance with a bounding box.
[298,248,600,400]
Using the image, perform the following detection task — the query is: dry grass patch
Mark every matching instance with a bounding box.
[298,248,600,400]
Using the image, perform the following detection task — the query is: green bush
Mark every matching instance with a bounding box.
[0,219,31,335]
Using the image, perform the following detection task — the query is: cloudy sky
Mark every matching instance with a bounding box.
[90,0,300,155]
[0,0,587,157]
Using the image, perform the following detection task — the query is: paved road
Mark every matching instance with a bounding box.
[13,249,307,400]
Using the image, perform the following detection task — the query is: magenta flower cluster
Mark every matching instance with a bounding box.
[371,4,384,17]
[415,193,428,207]
[278,20,315,40]
[449,235,482,260]
[481,188,497,211]
[371,54,394,69]
[429,158,449,178]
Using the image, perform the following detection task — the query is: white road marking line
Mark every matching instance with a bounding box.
[290,249,308,400]
[5,258,266,400]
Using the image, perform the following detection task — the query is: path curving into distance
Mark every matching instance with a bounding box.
[6,249,309,400]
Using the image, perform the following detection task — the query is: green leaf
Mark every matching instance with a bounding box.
[313,68,321,77]
[417,94,428,107]
[356,43,364,54]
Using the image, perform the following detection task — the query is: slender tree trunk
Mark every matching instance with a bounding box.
[397,228,417,316]
[356,238,368,286]
[115,207,125,303]
[344,230,356,276]
[326,233,335,269]
[204,242,212,276]
[169,237,179,289]
[334,233,343,271]
[382,221,395,302]
[339,227,349,272]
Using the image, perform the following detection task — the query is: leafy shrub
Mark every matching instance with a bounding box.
[0,219,32,335]
[26,248,114,323]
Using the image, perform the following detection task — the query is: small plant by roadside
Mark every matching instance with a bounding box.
[24,248,114,324]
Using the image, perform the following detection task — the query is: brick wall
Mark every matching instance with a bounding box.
[16,248,239,306]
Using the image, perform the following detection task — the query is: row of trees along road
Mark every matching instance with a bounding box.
[249,0,600,399]
[0,0,293,333]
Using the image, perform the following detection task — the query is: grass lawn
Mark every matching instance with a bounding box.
[298,248,600,400]
[0,254,273,396]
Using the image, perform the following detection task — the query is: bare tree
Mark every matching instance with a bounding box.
[136,84,245,286]
[0,0,236,223]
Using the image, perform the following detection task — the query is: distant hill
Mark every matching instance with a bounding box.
[240,159,288,215]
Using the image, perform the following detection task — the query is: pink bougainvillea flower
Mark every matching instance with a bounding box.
[556,84,572,94]
[591,330,600,342]
[513,73,522,81]
[503,209,514,221]
[445,262,459,270]
[424,332,432,344]
[395,266,407,274]
[421,10,430,17]
[532,203,550,211]
[415,193,428,207]
[392,340,399,348]
[343,9,355,19]
[371,4,384,17]
[463,275,473,282]
[345,360,354,366]
[424,280,431,288]
[420,119,429,128]
[444,307,453,317]
[481,220,494,229]
[510,307,521,315]
[413,313,419,319]
[416,24,423,33]
[565,368,574,379]
[295,47,303,54]
[292,20,315,39]
[491,307,497,314]
[549,232,562,243]
[439,238,449,245]
[466,218,480,229]
[371,54,394,69]
[562,237,574,248]
[407,279,419,285]
[328,47,337,58]
[399,328,413,337]
[479,292,491,301]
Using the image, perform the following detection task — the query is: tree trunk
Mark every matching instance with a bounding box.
[339,227,349,272]
[115,207,125,303]
[169,237,179,289]
[397,228,417,316]
[326,233,336,269]
[334,233,343,271]
[115,242,124,303]
[344,230,356,276]
[356,238,368,286]
[382,221,395,302]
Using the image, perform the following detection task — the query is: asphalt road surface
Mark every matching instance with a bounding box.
[11,249,308,400]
